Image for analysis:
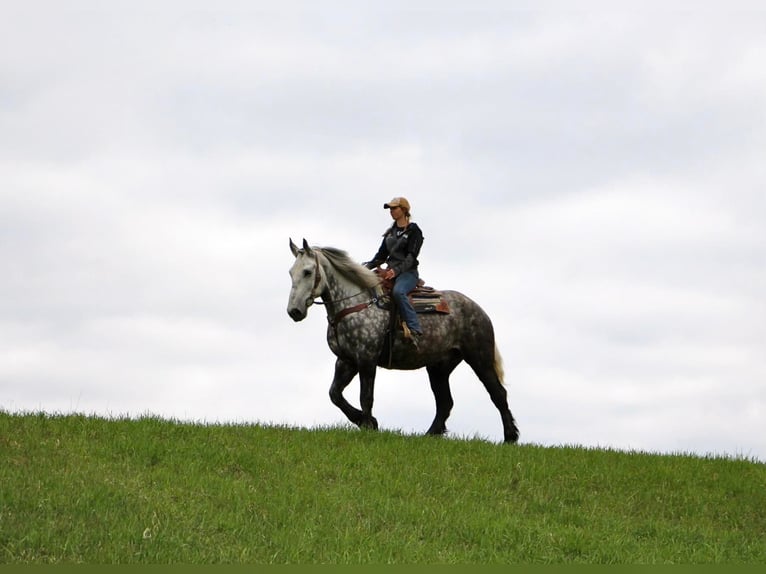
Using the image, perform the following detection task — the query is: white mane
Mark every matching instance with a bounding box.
[316,247,380,290]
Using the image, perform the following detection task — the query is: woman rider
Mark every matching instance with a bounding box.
[364,197,424,342]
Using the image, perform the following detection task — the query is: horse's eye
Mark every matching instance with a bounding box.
[303,269,312,277]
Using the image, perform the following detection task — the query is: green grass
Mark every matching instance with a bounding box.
[1,411,764,564]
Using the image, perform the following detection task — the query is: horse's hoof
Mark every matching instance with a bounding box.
[360,417,378,430]
[425,424,447,437]
[504,431,520,444]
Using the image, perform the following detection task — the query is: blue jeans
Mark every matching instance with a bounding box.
[392,270,422,334]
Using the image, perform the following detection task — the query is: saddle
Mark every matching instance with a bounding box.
[373,269,450,314]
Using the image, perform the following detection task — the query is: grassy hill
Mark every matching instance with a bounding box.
[1,411,764,563]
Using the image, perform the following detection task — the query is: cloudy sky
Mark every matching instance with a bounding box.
[2,3,764,461]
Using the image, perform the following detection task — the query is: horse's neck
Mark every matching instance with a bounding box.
[321,263,372,311]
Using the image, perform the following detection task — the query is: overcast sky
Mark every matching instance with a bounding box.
[2,3,764,461]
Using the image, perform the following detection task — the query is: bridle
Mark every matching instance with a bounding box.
[310,250,323,297]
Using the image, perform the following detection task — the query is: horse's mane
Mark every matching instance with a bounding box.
[316,246,381,290]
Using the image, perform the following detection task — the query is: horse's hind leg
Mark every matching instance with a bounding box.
[425,354,462,436]
[464,352,520,444]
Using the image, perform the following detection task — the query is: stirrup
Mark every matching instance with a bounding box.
[401,322,422,347]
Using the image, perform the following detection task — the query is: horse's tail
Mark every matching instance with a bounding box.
[494,344,506,386]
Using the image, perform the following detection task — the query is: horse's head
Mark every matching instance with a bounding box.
[287,238,324,322]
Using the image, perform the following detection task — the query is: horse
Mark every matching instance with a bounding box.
[287,238,519,443]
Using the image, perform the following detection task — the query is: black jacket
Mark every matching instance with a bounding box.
[365,222,424,276]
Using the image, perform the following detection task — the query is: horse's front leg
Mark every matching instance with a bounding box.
[358,363,379,430]
[329,358,366,427]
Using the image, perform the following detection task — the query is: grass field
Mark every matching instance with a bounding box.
[1,411,764,563]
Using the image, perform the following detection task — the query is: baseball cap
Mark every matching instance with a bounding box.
[383,197,411,212]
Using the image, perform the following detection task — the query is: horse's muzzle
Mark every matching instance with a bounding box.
[287,307,306,322]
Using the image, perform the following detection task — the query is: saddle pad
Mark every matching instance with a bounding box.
[410,287,450,314]
[411,295,450,314]
[377,289,450,314]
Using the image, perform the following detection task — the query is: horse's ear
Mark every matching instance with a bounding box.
[302,238,313,256]
[289,238,300,257]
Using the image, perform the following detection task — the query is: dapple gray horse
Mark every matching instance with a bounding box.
[287,239,519,443]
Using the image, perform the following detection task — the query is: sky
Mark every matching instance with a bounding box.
[2,3,765,461]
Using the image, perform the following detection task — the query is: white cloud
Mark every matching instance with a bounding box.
[1,6,764,460]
